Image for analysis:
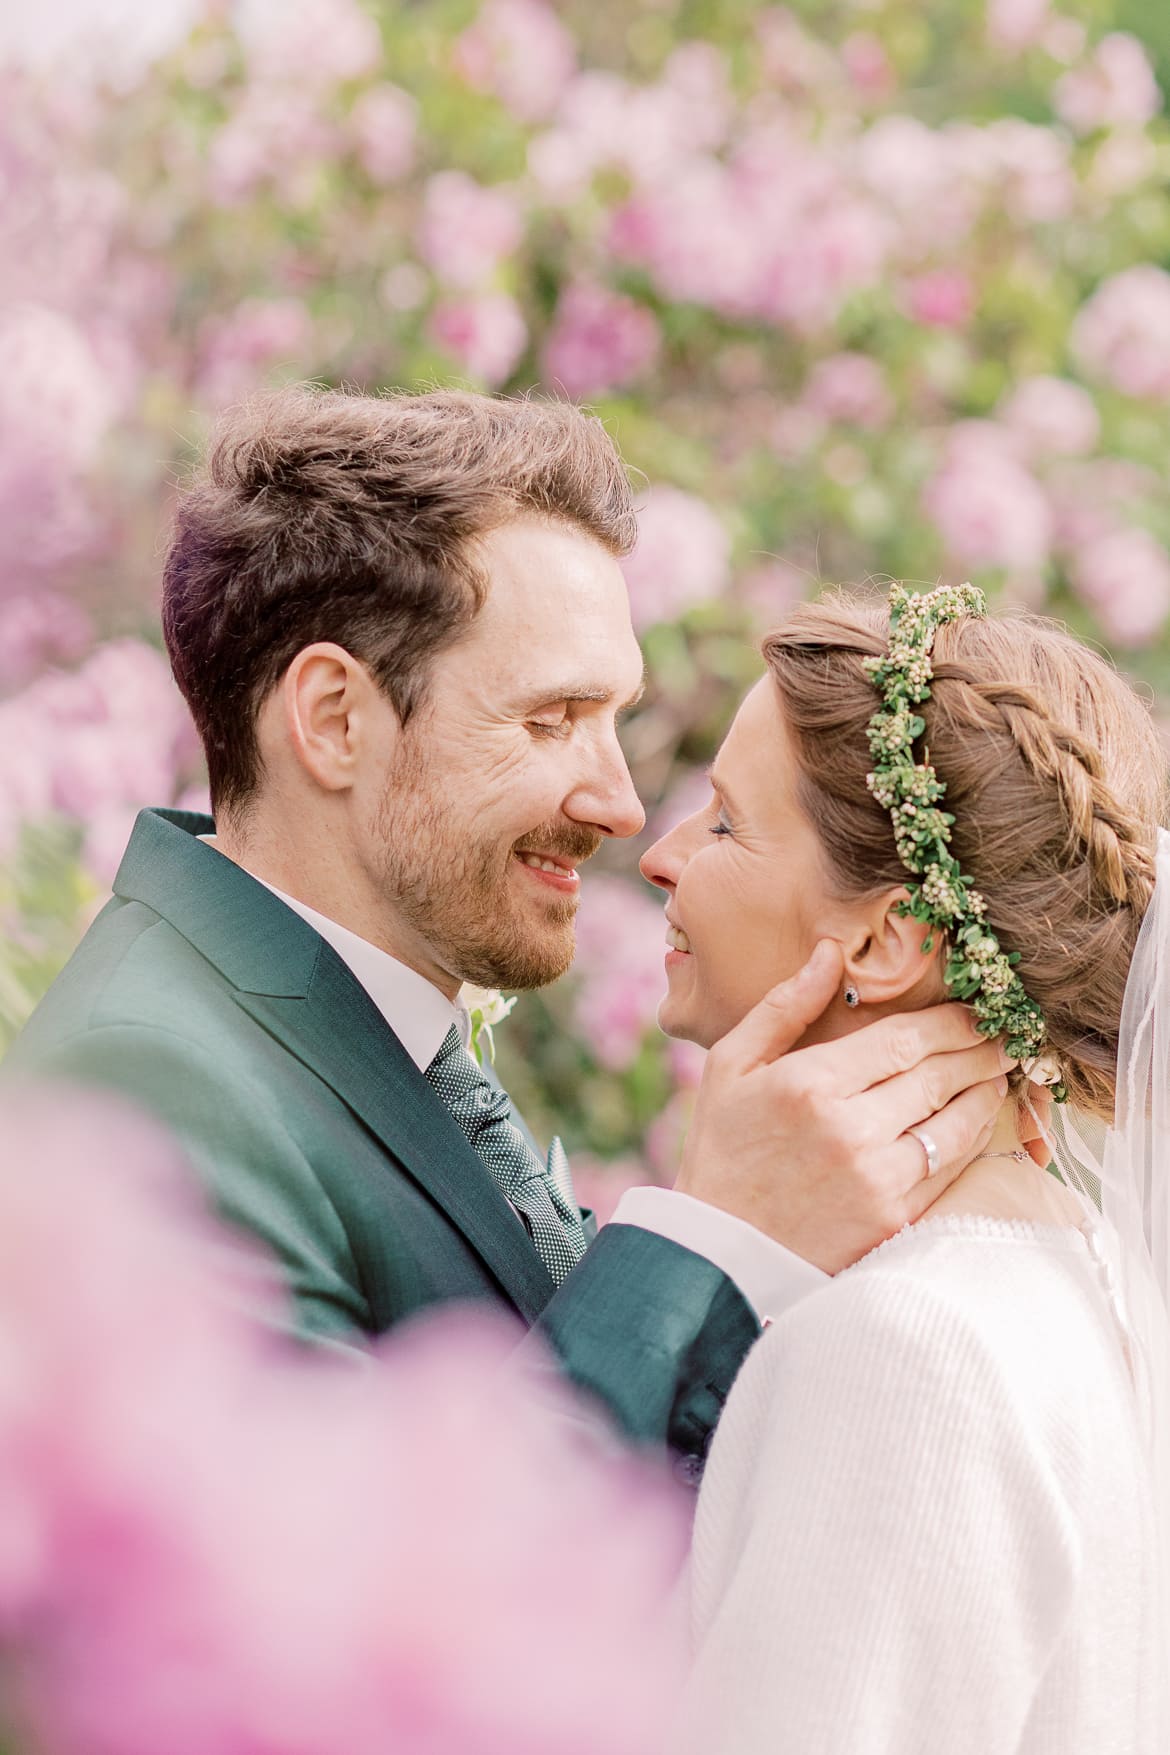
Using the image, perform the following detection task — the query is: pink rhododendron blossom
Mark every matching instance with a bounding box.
[803,353,893,429]
[541,283,660,399]
[1070,527,1170,647]
[455,0,576,122]
[429,293,528,386]
[573,876,672,1070]
[1088,129,1159,199]
[569,1154,658,1227]
[997,376,1101,458]
[348,84,417,183]
[756,6,838,93]
[738,561,809,626]
[902,268,975,329]
[842,32,896,101]
[1072,266,1170,401]
[0,1089,685,1755]
[241,0,383,89]
[971,119,1075,225]
[0,591,94,694]
[0,303,118,468]
[1055,33,1161,134]
[986,0,1049,52]
[208,87,339,205]
[417,171,525,289]
[621,488,731,632]
[195,298,316,409]
[923,424,1053,572]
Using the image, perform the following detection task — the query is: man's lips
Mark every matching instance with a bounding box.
[514,849,580,876]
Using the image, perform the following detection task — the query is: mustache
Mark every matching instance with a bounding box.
[512,822,604,865]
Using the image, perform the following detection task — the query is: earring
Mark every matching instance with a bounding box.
[844,984,861,1008]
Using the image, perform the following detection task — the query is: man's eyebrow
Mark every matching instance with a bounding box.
[516,673,647,713]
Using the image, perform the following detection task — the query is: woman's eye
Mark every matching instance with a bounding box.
[709,818,734,838]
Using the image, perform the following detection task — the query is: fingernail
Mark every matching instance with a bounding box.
[998,1047,1019,1072]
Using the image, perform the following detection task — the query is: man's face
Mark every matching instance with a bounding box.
[366,515,646,992]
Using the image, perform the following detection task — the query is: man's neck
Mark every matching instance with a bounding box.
[205,829,463,1001]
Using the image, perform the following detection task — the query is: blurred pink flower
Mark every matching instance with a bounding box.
[417,171,525,290]
[569,1154,659,1227]
[997,375,1101,458]
[0,303,118,469]
[348,84,417,184]
[902,268,975,329]
[1072,266,1170,401]
[986,0,1050,52]
[1055,33,1161,134]
[0,1088,685,1755]
[241,0,383,89]
[455,0,576,123]
[573,875,671,1070]
[541,283,660,399]
[429,294,528,387]
[802,353,893,429]
[842,33,896,102]
[196,298,316,409]
[0,591,94,694]
[923,423,1053,572]
[622,487,731,631]
[1070,526,1170,648]
[648,767,713,842]
[208,87,339,206]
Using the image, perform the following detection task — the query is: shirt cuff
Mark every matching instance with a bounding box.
[610,1186,830,1324]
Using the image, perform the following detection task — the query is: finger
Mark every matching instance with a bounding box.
[801,1003,988,1098]
[717,939,844,1071]
[897,1078,1005,1220]
[858,1039,1015,1140]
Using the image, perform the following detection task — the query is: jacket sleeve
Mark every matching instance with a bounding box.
[531,1221,760,1466]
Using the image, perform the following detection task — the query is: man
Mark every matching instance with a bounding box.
[8,387,1009,1468]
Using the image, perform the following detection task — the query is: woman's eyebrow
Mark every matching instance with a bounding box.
[707,764,741,817]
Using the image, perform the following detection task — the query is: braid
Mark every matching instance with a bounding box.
[932,663,1156,913]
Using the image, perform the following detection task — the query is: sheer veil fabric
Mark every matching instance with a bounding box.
[1037,825,1170,1731]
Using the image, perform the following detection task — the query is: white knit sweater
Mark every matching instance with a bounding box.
[683,1217,1165,1754]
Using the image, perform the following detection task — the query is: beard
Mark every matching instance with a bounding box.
[370,757,603,991]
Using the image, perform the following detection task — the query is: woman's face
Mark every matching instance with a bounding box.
[640,677,861,1050]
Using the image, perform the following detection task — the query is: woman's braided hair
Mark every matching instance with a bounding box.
[763,592,1167,1119]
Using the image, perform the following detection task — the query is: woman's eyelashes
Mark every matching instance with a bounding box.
[709,813,734,838]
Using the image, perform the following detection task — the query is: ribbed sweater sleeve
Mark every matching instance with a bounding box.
[681,1268,1082,1754]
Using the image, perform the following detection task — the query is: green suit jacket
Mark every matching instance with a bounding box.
[6,809,758,1462]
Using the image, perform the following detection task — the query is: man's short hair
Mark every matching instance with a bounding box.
[162,385,637,817]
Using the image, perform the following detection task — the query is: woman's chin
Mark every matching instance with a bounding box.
[655,991,714,1050]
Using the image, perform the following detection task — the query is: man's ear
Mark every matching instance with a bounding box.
[273,642,385,794]
[844,886,945,1006]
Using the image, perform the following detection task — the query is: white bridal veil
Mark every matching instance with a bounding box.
[1039,825,1170,1727]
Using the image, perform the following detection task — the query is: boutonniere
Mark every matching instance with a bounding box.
[459,985,518,1066]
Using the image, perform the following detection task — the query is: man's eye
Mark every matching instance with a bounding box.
[527,716,571,738]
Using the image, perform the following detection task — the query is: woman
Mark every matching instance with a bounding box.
[642,585,1168,1752]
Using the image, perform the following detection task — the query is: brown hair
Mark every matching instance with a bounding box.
[162,385,637,817]
[763,592,1168,1119]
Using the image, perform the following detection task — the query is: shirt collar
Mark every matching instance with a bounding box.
[197,838,468,1070]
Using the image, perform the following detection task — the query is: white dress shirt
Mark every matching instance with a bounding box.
[200,839,826,1323]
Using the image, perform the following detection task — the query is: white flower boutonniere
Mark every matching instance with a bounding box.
[459,985,518,1066]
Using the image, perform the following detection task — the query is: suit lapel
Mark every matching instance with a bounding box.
[115,809,556,1321]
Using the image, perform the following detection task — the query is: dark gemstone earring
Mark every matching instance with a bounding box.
[844,984,861,1008]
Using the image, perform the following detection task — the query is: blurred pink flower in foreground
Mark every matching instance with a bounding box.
[429,293,528,386]
[1055,32,1161,133]
[923,423,1053,573]
[573,875,671,1070]
[542,282,660,399]
[417,171,525,289]
[1072,265,1170,401]
[997,375,1101,458]
[0,1088,685,1755]
[621,487,731,632]
[455,0,577,123]
[1070,526,1170,648]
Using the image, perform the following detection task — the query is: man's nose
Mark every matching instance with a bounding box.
[567,741,646,840]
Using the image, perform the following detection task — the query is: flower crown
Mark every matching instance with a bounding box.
[863,583,1066,1100]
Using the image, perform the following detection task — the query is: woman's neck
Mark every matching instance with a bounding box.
[923,1099,1086,1229]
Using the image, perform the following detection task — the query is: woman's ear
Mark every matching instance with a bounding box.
[843,886,944,1007]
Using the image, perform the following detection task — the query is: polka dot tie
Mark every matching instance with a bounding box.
[425,1024,588,1285]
